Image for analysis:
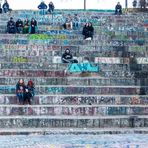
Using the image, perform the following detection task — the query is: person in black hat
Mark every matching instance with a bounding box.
[62,49,78,63]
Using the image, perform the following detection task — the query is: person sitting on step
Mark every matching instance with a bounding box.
[23,18,30,34]
[29,18,37,34]
[82,22,94,40]
[62,48,78,63]
[7,17,16,34]
[63,14,73,30]
[16,19,23,33]
[115,2,122,15]
[16,79,26,105]
[24,80,35,105]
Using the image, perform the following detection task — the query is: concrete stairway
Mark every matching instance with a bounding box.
[0,10,147,135]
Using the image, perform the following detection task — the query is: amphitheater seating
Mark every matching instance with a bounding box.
[0,10,147,134]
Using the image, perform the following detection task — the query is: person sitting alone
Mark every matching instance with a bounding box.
[63,15,73,30]
[62,49,78,63]
[16,79,26,104]
[2,0,11,13]
[38,0,47,15]
[115,2,122,15]
[23,18,30,34]
[16,19,23,33]
[30,18,37,34]
[7,17,16,34]
[82,22,94,40]
[48,1,54,14]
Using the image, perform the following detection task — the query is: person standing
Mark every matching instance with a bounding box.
[140,0,146,10]
[2,0,10,13]
[48,1,55,14]
[38,0,47,15]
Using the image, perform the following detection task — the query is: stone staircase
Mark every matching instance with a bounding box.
[0,10,147,135]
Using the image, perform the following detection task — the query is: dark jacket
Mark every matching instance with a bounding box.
[16,82,26,93]
[82,26,89,36]
[115,4,122,10]
[16,20,23,28]
[88,26,94,34]
[7,20,15,28]
[2,2,9,9]
[62,52,73,63]
[48,3,54,10]
[38,2,47,9]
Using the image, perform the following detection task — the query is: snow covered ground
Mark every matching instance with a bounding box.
[0,134,147,148]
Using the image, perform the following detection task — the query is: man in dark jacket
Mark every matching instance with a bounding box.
[115,2,122,15]
[38,0,47,15]
[2,0,10,13]
[7,17,16,34]
[62,49,73,63]
[16,19,23,33]
[48,1,54,14]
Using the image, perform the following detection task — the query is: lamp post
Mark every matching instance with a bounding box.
[125,0,128,8]
[84,0,86,10]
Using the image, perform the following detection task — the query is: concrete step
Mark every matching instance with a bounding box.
[0,85,147,95]
[0,105,147,116]
[0,94,147,105]
[0,127,148,135]
[0,115,147,128]
[0,70,147,79]
[0,77,146,86]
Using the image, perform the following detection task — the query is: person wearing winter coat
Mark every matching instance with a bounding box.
[29,18,37,34]
[16,19,23,33]
[62,49,78,63]
[115,2,122,15]
[48,1,54,14]
[23,18,30,34]
[7,17,16,34]
[82,22,94,40]
[24,80,35,105]
[16,79,26,104]
[2,0,10,13]
[38,0,47,15]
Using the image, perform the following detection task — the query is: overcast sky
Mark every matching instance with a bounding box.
[1,0,133,10]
